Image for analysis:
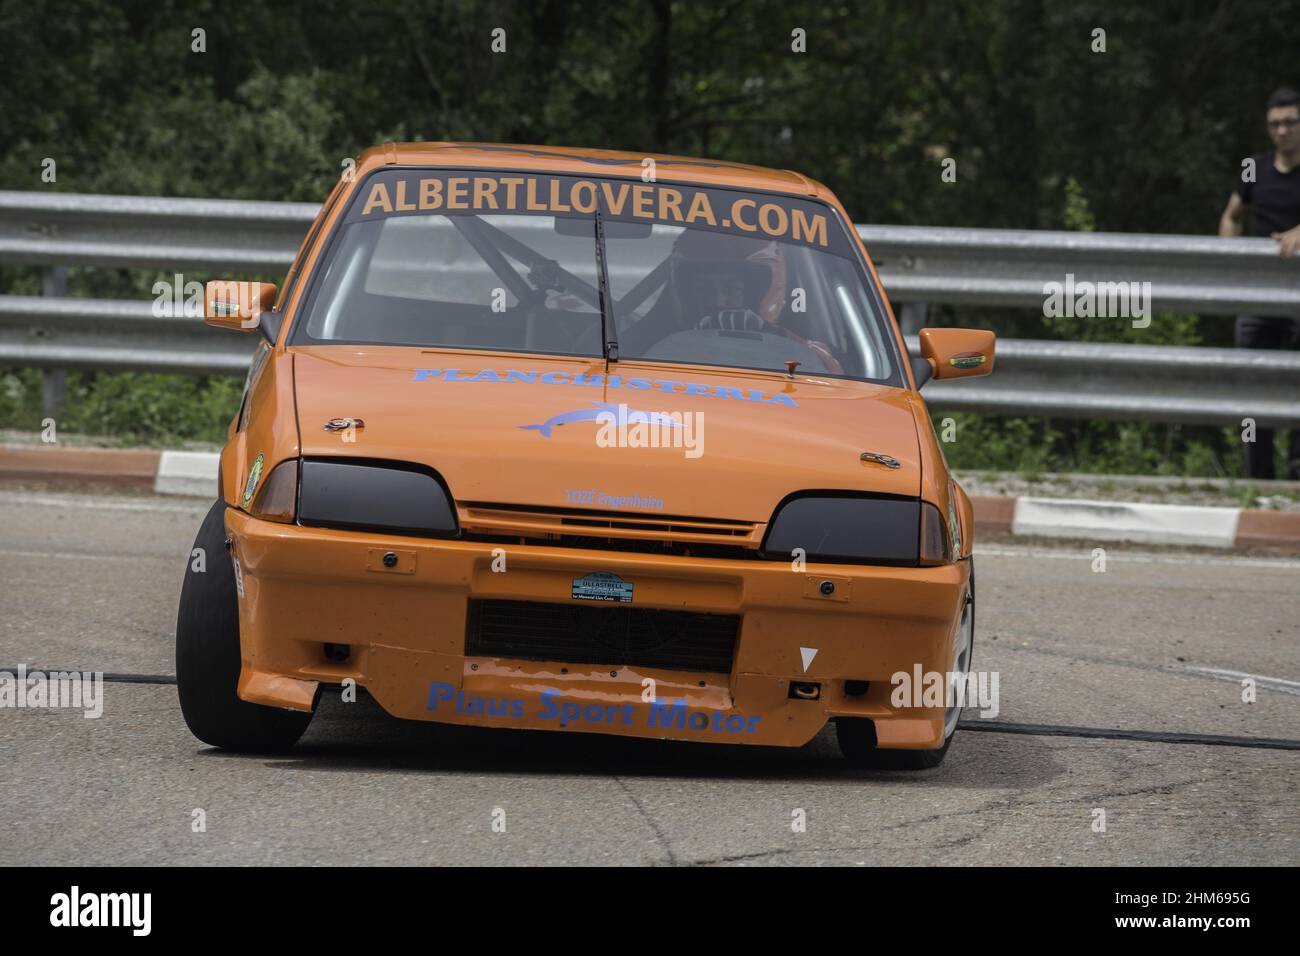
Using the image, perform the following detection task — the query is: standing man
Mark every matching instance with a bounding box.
[1220,86,1300,480]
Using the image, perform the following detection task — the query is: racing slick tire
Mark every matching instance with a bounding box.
[836,561,974,769]
[176,500,314,752]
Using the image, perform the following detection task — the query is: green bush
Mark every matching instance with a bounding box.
[0,369,44,430]
[0,369,241,446]
[930,410,1279,479]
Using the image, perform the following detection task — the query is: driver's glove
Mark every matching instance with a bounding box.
[698,309,767,332]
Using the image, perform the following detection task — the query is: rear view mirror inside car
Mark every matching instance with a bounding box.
[553,215,651,239]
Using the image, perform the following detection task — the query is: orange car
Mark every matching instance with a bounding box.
[175,142,994,768]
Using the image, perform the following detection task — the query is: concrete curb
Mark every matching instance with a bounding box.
[1012,497,1241,549]
[154,450,221,497]
[0,444,162,490]
[3,444,1298,551]
[970,494,1299,550]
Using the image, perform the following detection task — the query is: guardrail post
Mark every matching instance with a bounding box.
[40,266,68,420]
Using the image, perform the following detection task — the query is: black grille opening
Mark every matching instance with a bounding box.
[467,599,739,673]
[460,531,759,560]
[557,515,751,537]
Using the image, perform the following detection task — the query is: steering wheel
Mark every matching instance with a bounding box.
[698,310,847,375]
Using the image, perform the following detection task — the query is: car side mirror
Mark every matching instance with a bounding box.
[204,280,280,343]
[916,327,995,385]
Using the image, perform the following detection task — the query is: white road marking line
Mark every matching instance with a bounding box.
[1186,666,1300,697]
[975,545,1300,570]
[0,492,207,513]
[0,549,134,561]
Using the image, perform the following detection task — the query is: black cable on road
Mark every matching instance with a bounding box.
[1,666,176,685]
[958,719,1300,751]
[5,667,1298,751]
[103,671,177,685]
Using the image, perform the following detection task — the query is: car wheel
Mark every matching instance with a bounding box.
[836,561,974,769]
[176,500,314,752]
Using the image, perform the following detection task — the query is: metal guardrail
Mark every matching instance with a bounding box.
[0,191,317,272]
[2,190,1299,426]
[3,295,1297,427]
[860,226,1300,317]
[0,295,254,376]
[5,191,1299,313]
[913,336,1300,427]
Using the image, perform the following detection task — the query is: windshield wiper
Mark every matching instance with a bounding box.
[593,208,618,369]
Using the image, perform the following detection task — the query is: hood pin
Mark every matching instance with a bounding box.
[860,451,901,469]
[324,418,365,432]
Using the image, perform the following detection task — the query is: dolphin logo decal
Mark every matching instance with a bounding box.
[519,402,684,438]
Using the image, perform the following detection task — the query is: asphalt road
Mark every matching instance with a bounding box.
[1,488,1297,866]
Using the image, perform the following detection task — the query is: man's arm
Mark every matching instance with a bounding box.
[1219,192,1245,237]
[1271,225,1300,257]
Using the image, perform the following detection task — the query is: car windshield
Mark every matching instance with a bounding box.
[294,170,897,382]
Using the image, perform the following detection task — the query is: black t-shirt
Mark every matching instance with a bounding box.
[1236,152,1300,236]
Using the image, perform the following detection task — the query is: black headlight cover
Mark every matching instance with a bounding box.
[763,494,921,564]
[298,459,457,536]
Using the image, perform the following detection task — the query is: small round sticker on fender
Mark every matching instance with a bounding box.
[242,452,265,508]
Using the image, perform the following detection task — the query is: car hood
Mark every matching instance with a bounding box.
[291,346,921,523]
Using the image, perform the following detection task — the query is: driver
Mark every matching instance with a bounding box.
[669,231,788,332]
[665,230,845,374]
[616,228,846,375]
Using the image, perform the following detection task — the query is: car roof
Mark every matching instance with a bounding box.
[354,141,832,199]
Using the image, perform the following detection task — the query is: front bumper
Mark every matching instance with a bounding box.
[226,510,968,749]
